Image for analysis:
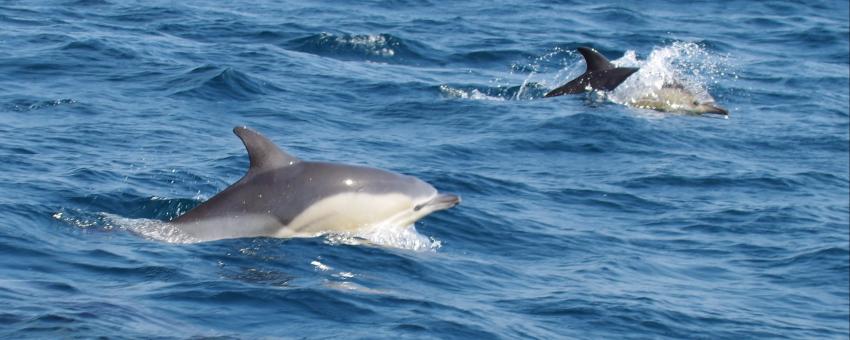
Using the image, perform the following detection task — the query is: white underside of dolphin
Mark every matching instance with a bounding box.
[168,126,460,243]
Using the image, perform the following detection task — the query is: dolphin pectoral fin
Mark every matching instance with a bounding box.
[233,126,300,174]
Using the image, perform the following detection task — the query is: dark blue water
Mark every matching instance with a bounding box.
[1,0,848,338]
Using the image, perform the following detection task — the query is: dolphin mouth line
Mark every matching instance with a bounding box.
[707,105,729,116]
[414,193,461,211]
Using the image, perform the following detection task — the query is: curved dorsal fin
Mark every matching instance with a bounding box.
[578,47,615,72]
[233,126,299,175]
[543,47,636,97]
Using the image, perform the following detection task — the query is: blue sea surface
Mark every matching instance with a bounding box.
[1,0,848,338]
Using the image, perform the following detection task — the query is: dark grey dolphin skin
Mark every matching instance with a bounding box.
[543,47,639,97]
[171,126,460,242]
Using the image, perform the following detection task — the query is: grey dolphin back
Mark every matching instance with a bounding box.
[233,126,299,175]
[172,127,299,225]
[543,47,639,97]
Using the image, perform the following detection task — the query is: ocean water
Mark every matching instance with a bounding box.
[1,0,848,338]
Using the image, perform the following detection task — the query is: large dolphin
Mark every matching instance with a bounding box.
[543,47,640,97]
[170,126,460,242]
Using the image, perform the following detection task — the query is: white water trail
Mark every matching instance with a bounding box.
[91,213,440,251]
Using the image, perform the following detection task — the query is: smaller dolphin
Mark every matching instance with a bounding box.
[627,82,728,116]
[544,47,640,97]
[170,126,460,242]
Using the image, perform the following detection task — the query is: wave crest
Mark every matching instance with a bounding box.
[166,65,279,100]
[285,33,436,64]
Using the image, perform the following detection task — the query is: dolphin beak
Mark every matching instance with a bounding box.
[705,104,729,116]
[415,193,461,211]
[434,193,461,207]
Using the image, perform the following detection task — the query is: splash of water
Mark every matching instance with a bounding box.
[324,223,441,252]
[101,213,199,243]
[507,46,578,100]
[440,47,577,101]
[439,84,505,101]
[607,42,732,109]
[69,212,440,251]
[338,34,397,57]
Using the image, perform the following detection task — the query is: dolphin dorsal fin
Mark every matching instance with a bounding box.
[233,126,299,175]
[543,47,637,97]
[578,47,615,72]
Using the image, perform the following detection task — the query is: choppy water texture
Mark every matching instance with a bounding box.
[1,1,849,338]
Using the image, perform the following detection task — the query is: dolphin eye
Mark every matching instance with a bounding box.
[692,100,699,105]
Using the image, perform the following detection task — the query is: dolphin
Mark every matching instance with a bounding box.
[170,126,460,242]
[627,82,728,116]
[543,47,640,97]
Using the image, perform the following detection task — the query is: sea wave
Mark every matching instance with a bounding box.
[284,32,439,65]
[165,65,281,100]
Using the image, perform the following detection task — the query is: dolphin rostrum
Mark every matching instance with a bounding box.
[543,47,640,97]
[170,126,460,242]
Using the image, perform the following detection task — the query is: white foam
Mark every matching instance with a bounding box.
[323,280,386,294]
[439,84,505,101]
[324,223,441,252]
[335,33,395,57]
[311,259,332,271]
[101,213,199,243]
[94,213,440,251]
